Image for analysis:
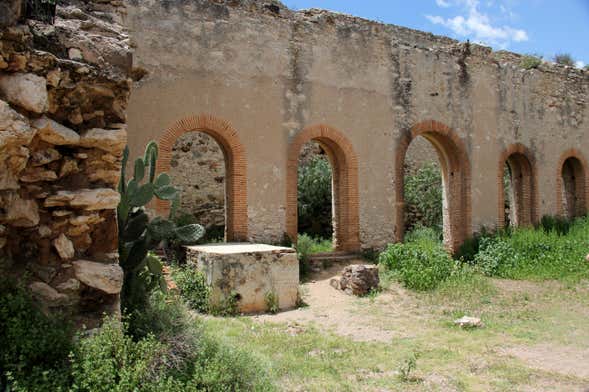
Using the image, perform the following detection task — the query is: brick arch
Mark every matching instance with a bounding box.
[286,124,360,252]
[497,143,538,228]
[155,114,248,241]
[556,148,589,218]
[395,120,472,252]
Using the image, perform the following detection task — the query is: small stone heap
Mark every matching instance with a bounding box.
[0,0,132,327]
[330,264,380,296]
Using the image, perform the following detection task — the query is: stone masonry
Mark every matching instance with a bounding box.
[0,0,132,327]
[126,0,589,252]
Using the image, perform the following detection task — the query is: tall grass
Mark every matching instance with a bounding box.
[474,216,589,281]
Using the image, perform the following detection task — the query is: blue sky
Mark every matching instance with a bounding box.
[282,0,589,68]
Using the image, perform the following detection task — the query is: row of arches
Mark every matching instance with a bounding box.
[154,114,589,252]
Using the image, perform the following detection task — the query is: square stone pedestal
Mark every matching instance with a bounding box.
[185,243,299,313]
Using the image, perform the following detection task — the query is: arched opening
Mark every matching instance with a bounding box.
[156,114,248,242]
[286,124,360,252]
[168,132,226,241]
[498,144,537,228]
[403,136,443,236]
[395,120,471,252]
[556,150,588,219]
[297,141,333,244]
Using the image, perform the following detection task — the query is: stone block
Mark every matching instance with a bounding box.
[186,243,299,314]
[0,73,48,113]
[73,260,123,295]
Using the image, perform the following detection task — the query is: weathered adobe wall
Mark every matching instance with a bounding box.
[125,0,589,250]
[0,0,132,327]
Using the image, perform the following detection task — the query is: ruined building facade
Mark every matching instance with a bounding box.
[2,0,588,322]
[125,0,588,252]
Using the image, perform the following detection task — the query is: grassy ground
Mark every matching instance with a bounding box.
[201,270,589,391]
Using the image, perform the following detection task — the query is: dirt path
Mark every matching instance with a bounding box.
[252,260,421,342]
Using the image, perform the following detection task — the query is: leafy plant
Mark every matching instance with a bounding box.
[520,54,542,70]
[554,53,575,66]
[398,351,420,382]
[264,291,279,314]
[379,233,455,291]
[117,142,205,332]
[298,156,333,239]
[454,226,491,263]
[404,163,443,232]
[171,265,210,313]
[0,280,73,390]
[69,318,162,392]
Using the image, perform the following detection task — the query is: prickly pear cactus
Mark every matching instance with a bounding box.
[117,141,205,308]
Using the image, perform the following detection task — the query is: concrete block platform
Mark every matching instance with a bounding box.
[185,243,299,313]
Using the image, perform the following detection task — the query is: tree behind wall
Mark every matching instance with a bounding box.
[297,155,333,239]
[404,162,443,232]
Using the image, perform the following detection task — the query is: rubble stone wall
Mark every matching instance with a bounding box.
[125,0,589,250]
[0,0,132,327]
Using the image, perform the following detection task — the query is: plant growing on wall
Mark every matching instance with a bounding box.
[25,0,57,24]
[117,141,205,315]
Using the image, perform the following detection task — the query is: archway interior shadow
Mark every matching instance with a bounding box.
[497,146,537,229]
[560,156,587,219]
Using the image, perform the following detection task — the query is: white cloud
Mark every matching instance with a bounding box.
[426,0,528,48]
[575,60,586,69]
[435,0,452,7]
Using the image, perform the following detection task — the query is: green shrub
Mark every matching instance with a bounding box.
[539,214,571,235]
[177,328,274,392]
[69,319,162,392]
[404,225,442,244]
[473,217,589,280]
[126,290,191,340]
[454,227,491,262]
[2,284,273,391]
[554,53,575,66]
[379,235,455,291]
[264,291,279,314]
[520,54,542,69]
[0,280,73,391]
[298,156,333,238]
[404,163,443,232]
[171,266,210,313]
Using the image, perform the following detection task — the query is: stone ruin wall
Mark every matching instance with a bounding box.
[0,0,132,326]
[169,132,226,234]
[125,0,589,251]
